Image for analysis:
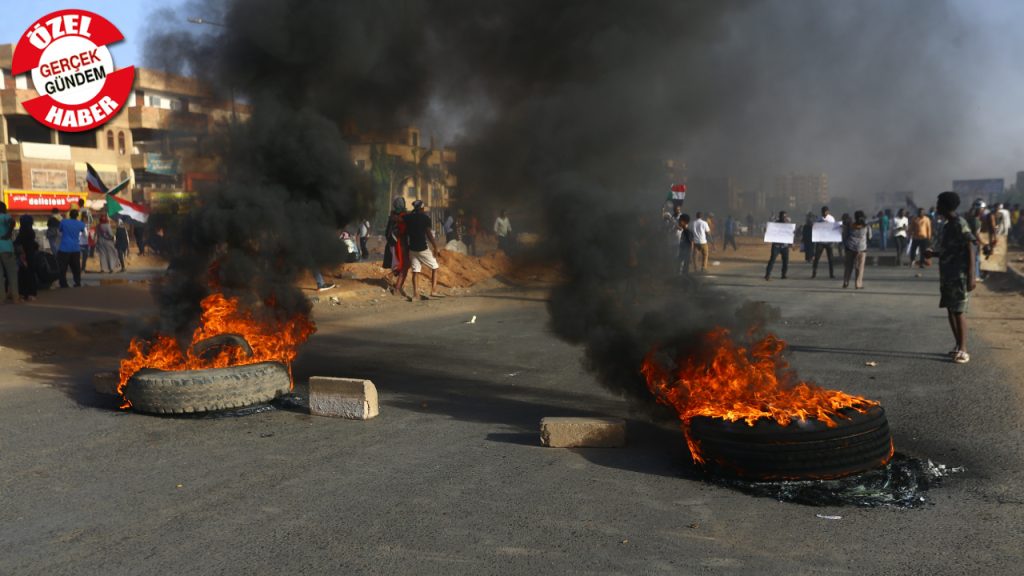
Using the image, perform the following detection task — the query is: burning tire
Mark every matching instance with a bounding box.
[124,361,291,415]
[688,405,893,481]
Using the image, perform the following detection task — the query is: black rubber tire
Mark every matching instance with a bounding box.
[688,405,892,481]
[125,362,290,415]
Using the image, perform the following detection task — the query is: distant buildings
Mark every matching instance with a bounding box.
[1,43,238,216]
[1,44,131,214]
[348,126,457,227]
[127,68,242,210]
[771,172,829,213]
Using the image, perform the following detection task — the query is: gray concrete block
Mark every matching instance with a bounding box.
[540,417,626,448]
[309,377,379,419]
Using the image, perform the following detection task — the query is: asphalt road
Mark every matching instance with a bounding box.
[0,260,1021,575]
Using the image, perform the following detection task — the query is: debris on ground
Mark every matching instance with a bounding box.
[714,453,962,508]
[815,514,842,520]
[865,361,878,367]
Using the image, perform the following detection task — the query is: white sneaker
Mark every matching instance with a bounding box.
[953,350,970,364]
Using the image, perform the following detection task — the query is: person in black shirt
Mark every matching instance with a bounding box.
[403,199,442,300]
[114,220,130,272]
[45,208,61,255]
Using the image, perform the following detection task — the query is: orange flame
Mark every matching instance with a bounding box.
[117,292,316,408]
[641,328,878,464]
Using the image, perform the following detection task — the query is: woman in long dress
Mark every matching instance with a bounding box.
[95,214,119,273]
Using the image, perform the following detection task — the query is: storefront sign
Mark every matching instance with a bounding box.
[2,189,86,211]
[145,153,179,176]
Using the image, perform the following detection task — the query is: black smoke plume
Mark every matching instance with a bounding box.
[144,1,971,402]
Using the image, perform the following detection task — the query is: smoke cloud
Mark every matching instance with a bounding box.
[143,0,978,401]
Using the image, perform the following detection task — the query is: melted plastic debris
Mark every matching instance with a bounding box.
[712,454,963,508]
[273,393,309,413]
[168,403,277,419]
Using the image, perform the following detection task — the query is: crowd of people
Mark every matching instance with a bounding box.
[664,192,1015,365]
[0,199,148,304]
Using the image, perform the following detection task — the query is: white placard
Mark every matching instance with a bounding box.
[763,222,796,244]
[811,222,843,243]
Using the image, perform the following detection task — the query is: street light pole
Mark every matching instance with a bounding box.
[186,17,235,121]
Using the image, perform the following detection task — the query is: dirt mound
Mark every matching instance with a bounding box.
[435,250,510,288]
[326,250,512,289]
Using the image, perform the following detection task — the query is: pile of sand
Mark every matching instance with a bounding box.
[435,250,510,287]
[329,250,511,289]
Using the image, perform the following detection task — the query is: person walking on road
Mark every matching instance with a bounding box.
[45,208,61,255]
[991,202,1011,256]
[133,224,146,256]
[383,197,410,297]
[801,212,814,262]
[910,207,932,268]
[357,218,371,260]
[114,220,130,272]
[893,208,910,266]
[878,210,890,252]
[14,215,39,301]
[691,212,711,272]
[79,211,93,273]
[57,209,86,288]
[677,213,693,275]
[811,206,836,279]
[494,209,512,254]
[95,215,119,273]
[764,211,791,281]
[465,214,479,256]
[927,191,977,364]
[0,202,18,303]
[723,215,739,252]
[720,214,737,250]
[403,199,442,300]
[842,211,872,289]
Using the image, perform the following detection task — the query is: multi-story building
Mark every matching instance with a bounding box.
[2,44,240,218]
[771,173,830,213]
[349,126,457,227]
[1,44,132,217]
[127,68,239,210]
[686,175,744,216]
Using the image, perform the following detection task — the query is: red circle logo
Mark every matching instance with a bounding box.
[11,9,135,132]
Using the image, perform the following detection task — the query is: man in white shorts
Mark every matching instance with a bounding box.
[403,199,442,300]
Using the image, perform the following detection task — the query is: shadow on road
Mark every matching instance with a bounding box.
[788,344,950,362]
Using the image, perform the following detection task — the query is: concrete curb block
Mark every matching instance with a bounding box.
[540,417,626,448]
[309,377,379,419]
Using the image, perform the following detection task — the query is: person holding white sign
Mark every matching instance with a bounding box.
[811,206,836,279]
[764,211,793,281]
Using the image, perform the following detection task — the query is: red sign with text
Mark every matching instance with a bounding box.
[3,190,87,211]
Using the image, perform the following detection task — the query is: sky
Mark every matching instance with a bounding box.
[0,0,176,66]
[2,0,1023,199]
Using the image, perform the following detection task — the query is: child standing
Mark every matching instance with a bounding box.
[927,191,977,364]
